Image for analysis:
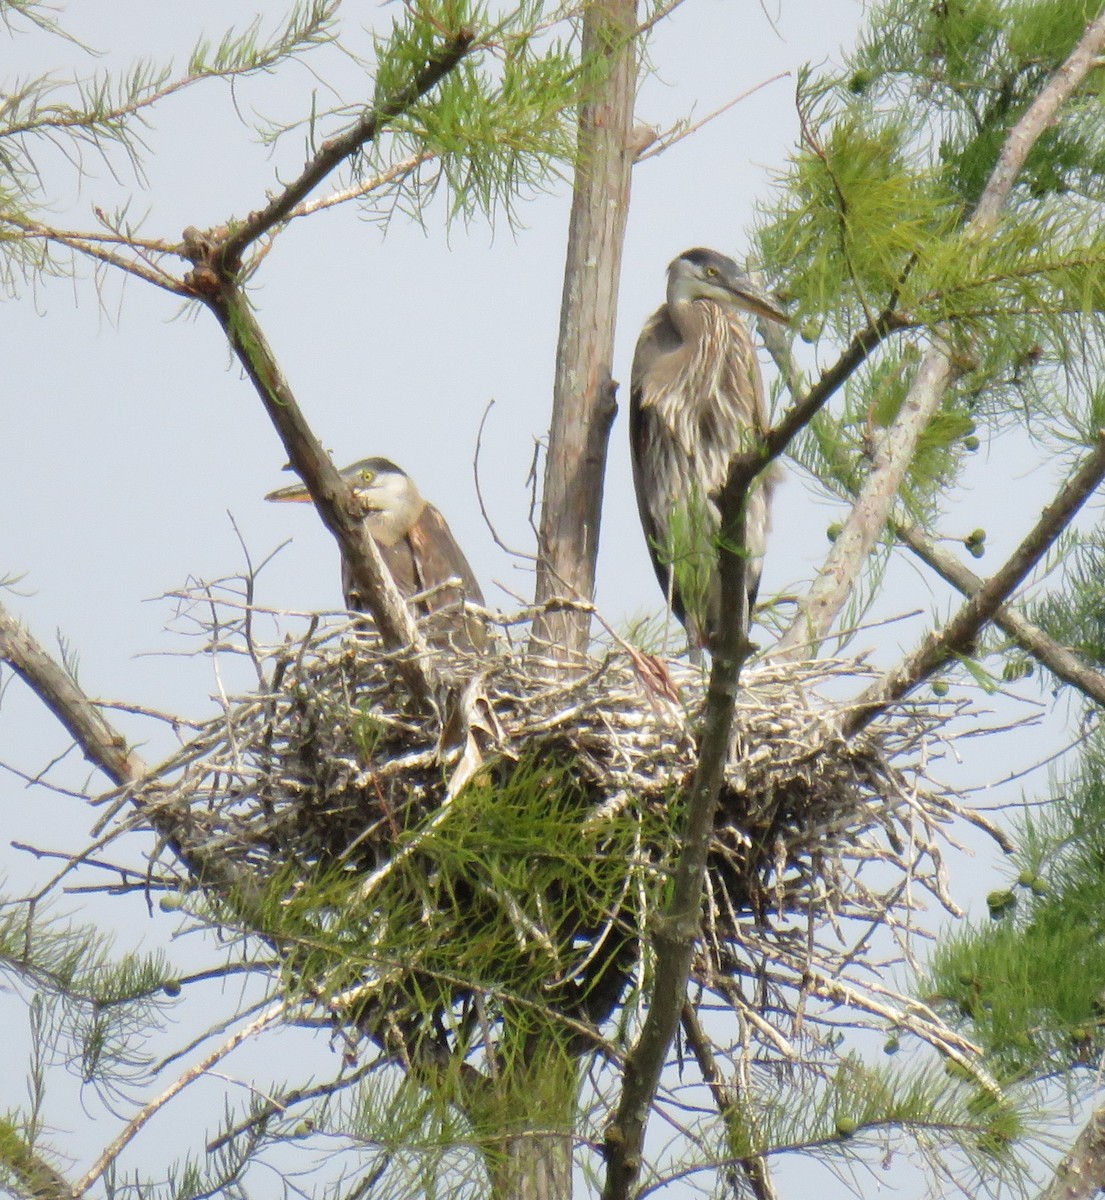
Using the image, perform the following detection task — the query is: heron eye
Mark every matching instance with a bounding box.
[704,266,718,278]
[360,469,375,483]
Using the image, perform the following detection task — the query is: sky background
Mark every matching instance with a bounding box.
[1,0,1085,1194]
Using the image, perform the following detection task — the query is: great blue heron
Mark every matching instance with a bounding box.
[266,457,487,650]
[630,247,788,657]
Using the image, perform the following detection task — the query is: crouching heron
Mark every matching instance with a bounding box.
[266,457,487,650]
[630,247,788,657]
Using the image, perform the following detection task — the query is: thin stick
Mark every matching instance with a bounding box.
[73,1002,287,1196]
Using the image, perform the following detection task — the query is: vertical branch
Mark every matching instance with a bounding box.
[530,0,640,663]
[602,479,755,1200]
[681,1005,778,1200]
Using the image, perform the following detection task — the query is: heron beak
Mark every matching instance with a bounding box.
[726,280,789,326]
[264,481,313,503]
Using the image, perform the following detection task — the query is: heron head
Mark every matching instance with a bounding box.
[667,247,789,326]
[265,457,423,526]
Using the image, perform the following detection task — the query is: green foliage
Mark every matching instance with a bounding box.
[760,93,961,337]
[186,0,337,77]
[371,2,580,225]
[0,0,587,292]
[926,732,1105,1078]
[0,1,338,190]
[174,751,672,1196]
[0,894,184,1189]
[756,0,1105,692]
[9,0,1105,1193]
[849,0,1105,205]
[0,899,174,1023]
[0,1,340,293]
[759,0,1105,492]
[706,1053,1027,1187]
[246,752,672,1049]
[787,355,976,532]
[0,1111,70,1200]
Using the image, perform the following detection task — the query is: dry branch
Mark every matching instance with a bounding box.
[0,598,265,905]
[0,602,146,788]
[0,210,189,295]
[681,1004,778,1200]
[73,1002,288,1197]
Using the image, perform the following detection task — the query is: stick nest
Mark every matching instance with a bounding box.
[141,604,982,1051]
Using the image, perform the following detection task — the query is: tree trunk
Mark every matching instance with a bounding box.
[531,0,639,664]
[489,1131,574,1200]
[477,1040,579,1200]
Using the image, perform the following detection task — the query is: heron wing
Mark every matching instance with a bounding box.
[407,503,485,608]
[630,305,694,635]
[407,503,489,651]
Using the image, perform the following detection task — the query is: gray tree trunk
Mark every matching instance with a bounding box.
[531,0,639,664]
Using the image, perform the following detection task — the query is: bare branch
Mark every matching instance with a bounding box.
[843,432,1105,737]
[278,151,435,222]
[772,10,1105,659]
[205,1060,376,1153]
[0,211,189,295]
[0,599,269,904]
[680,1005,779,1200]
[73,1002,287,1197]
[720,306,910,527]
[0,602,146,788]
[163,29,496,709]
[635,72,789,164]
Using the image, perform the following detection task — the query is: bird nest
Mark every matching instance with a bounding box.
[137,602,986,1057]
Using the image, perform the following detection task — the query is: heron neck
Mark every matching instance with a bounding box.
[364,494,425,546]
[667,295,716,344]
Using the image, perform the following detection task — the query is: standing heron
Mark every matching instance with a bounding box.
[266,457,487,650]
[630,247,788,657]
